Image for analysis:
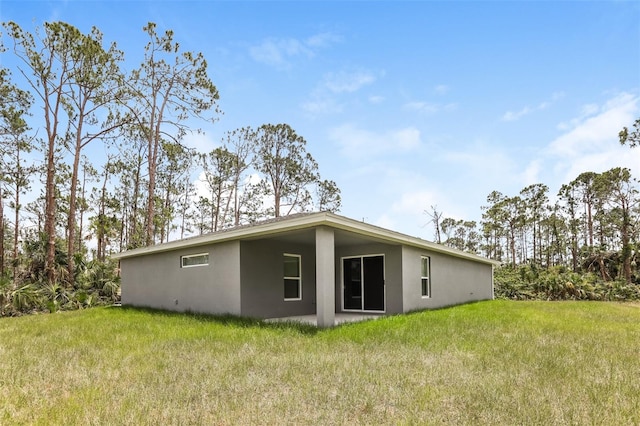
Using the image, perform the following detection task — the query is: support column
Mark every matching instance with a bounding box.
[315,226,335,327]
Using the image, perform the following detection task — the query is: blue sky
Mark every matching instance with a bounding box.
[1,1,639,240]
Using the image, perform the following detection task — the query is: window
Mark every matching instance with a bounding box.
[421,256,431,298]
[181,253,209,268]
[283,254,302,300]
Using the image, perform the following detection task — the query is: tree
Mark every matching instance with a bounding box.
[197,147,236,231]
[558,183,581,271]
[222,128,255,226]
[0,65,33,280]
[253,123,322,217]
[520,184,549,265]
[596,168,638,283]
[126,22,220,246]
[619,118,639,148]
[155,141,194,242]
[3,21,78,285]
[424,205,443,243]
[481,191,507,261]
[316,179,341,213]
[62,25,125,285]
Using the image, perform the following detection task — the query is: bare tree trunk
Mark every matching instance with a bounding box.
[78,163,88,254]
[0,187,5,277]
[12,163,22,283]
[44,133,57,285]
[146,132,159,246]
[67,137,82,287]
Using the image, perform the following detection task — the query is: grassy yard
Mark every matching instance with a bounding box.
[1,300,639,425]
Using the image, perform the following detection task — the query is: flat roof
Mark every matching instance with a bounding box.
[111,211,498,266]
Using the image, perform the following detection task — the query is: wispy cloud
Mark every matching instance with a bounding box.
[301,98,344,115]
[548,92,637,157]
[249,32,341,69]
[546,92,640,182]
[329,123,421,159]
[403,101,457,114]
[434,84,449,95]
[501,91,565,122]
[306,32,342,48]
[301,69,380,116]
[323,70,377,93]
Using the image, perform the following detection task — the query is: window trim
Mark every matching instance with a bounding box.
[421,256,431,298]
[283,253,302,301]
[181,252,209,268]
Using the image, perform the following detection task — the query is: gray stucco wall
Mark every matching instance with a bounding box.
[120,241,241,315]
[239,239,317,319]
[334,243,403,315]
[401,245,494,311]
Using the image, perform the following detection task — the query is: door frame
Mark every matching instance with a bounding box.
[340,254,386,313]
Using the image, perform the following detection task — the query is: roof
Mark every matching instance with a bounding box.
[111,211,498,266]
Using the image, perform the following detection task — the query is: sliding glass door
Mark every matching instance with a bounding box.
[342,255,385,312]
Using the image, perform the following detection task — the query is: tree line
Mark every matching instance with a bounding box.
[428,155,640,294]
[0,21,339,315]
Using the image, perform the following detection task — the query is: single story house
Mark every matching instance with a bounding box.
[112,212,496,327]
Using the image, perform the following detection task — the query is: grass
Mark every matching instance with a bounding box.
[1,300,639,425]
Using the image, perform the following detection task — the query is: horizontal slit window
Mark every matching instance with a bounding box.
[181,253,209,268]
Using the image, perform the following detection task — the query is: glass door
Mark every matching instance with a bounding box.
[342,255,385,312]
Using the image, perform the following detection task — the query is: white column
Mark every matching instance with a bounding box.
[315,226,335,327]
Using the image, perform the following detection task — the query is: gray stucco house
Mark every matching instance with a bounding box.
[113,212,495,327]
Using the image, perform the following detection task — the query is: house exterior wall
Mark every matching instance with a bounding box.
[120,241,241,315]
[401,245,493,311]
[334,243,403,315]
[239,239,317,319]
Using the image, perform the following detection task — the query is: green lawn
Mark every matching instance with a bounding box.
[1,301,639,425]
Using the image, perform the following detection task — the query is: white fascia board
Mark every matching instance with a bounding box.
[111,211,498,266]
[111,212,329,259]
[321,213,499,266]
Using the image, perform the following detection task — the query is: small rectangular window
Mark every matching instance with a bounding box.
[284,254,302,300]
[421,256,431,298]
[181,253,209,268]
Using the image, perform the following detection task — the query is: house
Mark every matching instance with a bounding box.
[112,212,496,327]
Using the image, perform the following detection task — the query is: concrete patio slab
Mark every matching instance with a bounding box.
[265,313,383,326]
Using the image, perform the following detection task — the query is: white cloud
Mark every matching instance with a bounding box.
[249,38,311,69]
[305,32,342,48]
[434,84,449,95]
[502,91,565,122]
[183,132,218,153]
[403,101,457,115]
[502,106,533,122]
[522,159,541,186]
[535,91,640,188]
[301,98,344,115]
[368,95,385,104]
[391,190,439,215]
[302,68,380,117]
[323,70,376,93]
[548,92,638,157]
[249,32,339,69]
[329,124,422,159]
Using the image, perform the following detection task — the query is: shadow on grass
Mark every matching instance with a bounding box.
[108,300,500,336]
[110,305,320,335]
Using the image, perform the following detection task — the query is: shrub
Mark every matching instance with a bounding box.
[494,265,640,301]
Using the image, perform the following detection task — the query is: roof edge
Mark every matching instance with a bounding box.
[111,211,498,266]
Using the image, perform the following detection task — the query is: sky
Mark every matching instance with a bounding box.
[1,0,639,241]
